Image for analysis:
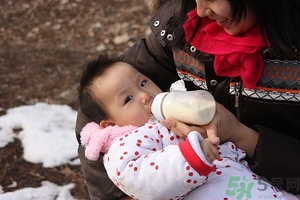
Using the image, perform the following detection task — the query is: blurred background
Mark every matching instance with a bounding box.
[0,0,151,198]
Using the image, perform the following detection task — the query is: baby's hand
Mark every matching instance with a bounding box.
[160,118,206,139]
[200,137,220,163]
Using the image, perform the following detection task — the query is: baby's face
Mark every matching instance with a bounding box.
[91,62,162,127]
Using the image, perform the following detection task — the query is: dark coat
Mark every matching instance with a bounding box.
[75,0,300,199]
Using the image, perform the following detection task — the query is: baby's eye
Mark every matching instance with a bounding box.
[125,95,133,104]
[141,80,147,87]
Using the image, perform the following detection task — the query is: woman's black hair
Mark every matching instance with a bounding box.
[244,0,300,55]
[170,0,300,56]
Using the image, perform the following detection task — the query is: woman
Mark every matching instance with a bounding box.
[75,0,300,199]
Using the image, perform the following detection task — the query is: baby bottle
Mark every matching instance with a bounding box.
[151,90,216,125]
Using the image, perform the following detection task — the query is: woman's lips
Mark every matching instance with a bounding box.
[216,18,229,28]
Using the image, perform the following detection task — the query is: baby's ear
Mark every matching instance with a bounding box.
[99,120,115,128]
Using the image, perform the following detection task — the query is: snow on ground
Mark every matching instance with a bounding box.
[0,181,75,200]
[0,103,80,199]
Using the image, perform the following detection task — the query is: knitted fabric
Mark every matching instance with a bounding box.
[183,8,269,89]
[80,122,138,160]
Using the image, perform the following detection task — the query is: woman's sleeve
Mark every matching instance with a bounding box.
[249,125,300,195]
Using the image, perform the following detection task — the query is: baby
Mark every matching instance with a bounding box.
[78,54,296,200]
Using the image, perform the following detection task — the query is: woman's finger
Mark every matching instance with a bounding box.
[161,118,190,138]
[161,118,207,138]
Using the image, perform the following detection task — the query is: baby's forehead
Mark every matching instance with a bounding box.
[111,61,137,71]
[92,62,139,89]
[108,62,142,77]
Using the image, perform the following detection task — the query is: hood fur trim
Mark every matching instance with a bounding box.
[144,0,168,13]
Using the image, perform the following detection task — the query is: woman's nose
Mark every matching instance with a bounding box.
[196,3,213,17]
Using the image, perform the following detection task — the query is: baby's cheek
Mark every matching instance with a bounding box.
[133,114,150,126]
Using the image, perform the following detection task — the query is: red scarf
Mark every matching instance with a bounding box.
[183,8,269,89]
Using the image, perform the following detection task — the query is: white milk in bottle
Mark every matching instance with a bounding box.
[151,90,216,125]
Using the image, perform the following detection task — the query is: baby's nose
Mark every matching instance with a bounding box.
[141,94,150,104]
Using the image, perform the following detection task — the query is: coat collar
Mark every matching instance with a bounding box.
[145,0,168,13]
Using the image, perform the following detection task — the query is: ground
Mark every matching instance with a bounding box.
[0,0,151,199]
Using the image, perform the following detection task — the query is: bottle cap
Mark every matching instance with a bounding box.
[151,92,168,120]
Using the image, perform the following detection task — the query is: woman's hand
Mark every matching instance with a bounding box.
[160,102,259,158]
[160,103,238,142]
[203,102,242,143]
[203,102,259,158]
[161,118,220,163]
[160,118,207,139]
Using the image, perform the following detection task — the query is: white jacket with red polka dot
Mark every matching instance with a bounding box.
[103,121,214,199]
[103,121,289,200]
